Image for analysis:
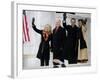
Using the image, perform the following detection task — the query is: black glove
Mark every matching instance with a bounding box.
[32,17,35,26]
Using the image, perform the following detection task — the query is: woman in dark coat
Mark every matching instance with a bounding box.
[78,19,88,63]
[32,18,52,66]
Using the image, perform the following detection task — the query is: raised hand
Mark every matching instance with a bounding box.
[32,17,35,26]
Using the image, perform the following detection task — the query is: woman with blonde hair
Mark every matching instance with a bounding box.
[32,18,52,66]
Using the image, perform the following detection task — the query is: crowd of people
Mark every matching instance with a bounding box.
[32,14,88,68]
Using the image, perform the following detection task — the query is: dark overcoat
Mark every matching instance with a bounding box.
[51,26,66,61]
[32,25,51,60]
[63,22,80,64]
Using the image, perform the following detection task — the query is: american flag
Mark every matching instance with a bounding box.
[23,10,30,43]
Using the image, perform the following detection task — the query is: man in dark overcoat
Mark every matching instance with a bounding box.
[63,14,80,64]
[52,18,66,68]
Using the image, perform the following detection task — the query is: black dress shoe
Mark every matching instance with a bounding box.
[61,64,66,67]
[53,65,59,68]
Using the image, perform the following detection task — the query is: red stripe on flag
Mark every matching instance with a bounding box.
[23,11,30,43]
[23,18,27,42]
[24,15,30,41]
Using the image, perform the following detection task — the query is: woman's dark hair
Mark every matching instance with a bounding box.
[78,19,87,25]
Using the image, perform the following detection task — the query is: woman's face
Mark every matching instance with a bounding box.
[43,26,49,34]
[78,21,83,27]
[43,25,51,34]
[44,26,48,32]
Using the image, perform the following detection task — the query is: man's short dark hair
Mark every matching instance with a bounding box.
[78,19,83,22]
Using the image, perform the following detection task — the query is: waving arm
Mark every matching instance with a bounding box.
[62,13,70,31]
[32,17,42,34]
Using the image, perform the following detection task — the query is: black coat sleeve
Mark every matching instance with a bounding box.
[77,28,80,40]
[50,34,53,52]
[61,28,67,48]
[32,25,42,34]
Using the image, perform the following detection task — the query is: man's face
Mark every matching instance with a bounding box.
[55,19,61,28]
[71,19,76,26]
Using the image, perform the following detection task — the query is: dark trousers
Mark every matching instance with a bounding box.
[68,59,77,64]
[53,53,65,67]
[53,48,65,65]
[40,58,49,66]
[68,51,78,64]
